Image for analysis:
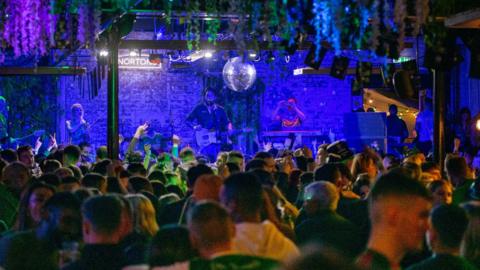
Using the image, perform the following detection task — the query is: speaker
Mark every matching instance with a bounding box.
[330,56,350,79]
[304,45,327,70]
[470,47,480,79]
[393,70,418,99]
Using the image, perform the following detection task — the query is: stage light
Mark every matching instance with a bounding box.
[368,99,373,104]
[99,50,109,57]
[204,51,213,58]
[476,119,480,131]
[249,52,257,58]
[266,51,275,63]
[129,50,138,57]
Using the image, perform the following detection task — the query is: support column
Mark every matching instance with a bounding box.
[107,28,120,159]
[433,70,446,171]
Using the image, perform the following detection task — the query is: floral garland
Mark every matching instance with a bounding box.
[205,0,220,45]
[2,0,55,59]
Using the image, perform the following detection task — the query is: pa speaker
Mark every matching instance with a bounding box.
[330,56,350,79]
[393,70,417,99]
[304,45,327,70]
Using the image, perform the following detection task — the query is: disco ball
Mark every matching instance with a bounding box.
[222,57,257,92]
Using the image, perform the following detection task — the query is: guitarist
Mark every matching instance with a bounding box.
[186,88,232,161]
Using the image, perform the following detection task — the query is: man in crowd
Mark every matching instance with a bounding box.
[295,181,363,258]
[0,192,82,270]
[155,201,279,270]
[63,195,126,270]
[220,172,299,262]
[407,204,476,270]
[356,170,432,270]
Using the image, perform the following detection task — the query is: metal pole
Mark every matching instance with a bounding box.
[107,28,120,159]
[433,69,446,170]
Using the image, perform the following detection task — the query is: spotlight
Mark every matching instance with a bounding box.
[99,49,109,57]
[129,50,138,57]
[266,51,275,63]
[204,51,213,58]
[149,53,161,64]
[475,119,480,131]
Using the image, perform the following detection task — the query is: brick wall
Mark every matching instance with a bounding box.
[59,50,352,149]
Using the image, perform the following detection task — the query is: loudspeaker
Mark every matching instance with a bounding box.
[330,56,350,79]
[393,70,418,99]
[470,48,480,79]
[304,45,327,70]
[356,62,372,84]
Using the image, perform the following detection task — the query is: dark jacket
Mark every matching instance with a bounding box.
[295,209,364,258]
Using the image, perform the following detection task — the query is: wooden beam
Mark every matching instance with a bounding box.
[0,67,86,76]
[445,8,480,29]
[293,67,382,75]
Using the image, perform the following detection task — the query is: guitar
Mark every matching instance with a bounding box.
[195,128,254,149]
[1,129,45,149]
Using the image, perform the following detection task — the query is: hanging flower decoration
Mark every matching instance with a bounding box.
[2,0,55,59]
[0,0,430,64]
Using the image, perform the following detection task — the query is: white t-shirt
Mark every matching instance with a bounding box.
[232,220,300,262]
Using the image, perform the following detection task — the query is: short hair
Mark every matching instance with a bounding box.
[0,149,18,163]
[91,159,112,176]
[179,147,195,160]
[389,104,398,113]
[187,201,232,249]
[225,162,240,174]
[63,145,81,161]
[96,146,108,160]
[82,195,123,234]
[37,173,62,187]
[44,192,81,215]
[148,170,167,184]
[314,163,340,183]
[245,159,266,171]
[445,156,468,179]
[401,162,422,181]
[221,172,263,215]
[129,176,153,193]
[303,181,340,210]
[41,159,62,174]
[149,225,196,267]
[369,169,431,203]
[81,173,106,190]
[17,145,33,157]
[254,152,273,160]
[2,161,31,189]
[193,175,223,202]
[186,164,213,188]
[68,165,83,180]
[227,151,244,161]
[430,204,468,248]
[54,167,74,179]
[127,162,147,177]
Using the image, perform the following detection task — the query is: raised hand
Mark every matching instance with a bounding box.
[48,133,57,150]
[134,123,149,138]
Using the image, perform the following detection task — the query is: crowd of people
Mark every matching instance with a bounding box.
[0,120,480,270]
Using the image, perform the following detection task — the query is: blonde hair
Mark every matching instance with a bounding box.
[126,194,159,237]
